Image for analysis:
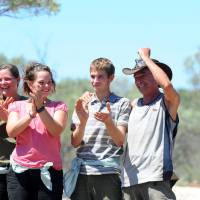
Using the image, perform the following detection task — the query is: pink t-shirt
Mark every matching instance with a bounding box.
[8,100,68,170]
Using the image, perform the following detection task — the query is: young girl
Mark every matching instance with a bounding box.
[6,63,68,200]
[0,64,26,200]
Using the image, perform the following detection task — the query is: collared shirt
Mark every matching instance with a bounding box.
[72,92,131,175]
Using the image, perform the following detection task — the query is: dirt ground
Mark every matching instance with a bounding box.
[173,186,200,200]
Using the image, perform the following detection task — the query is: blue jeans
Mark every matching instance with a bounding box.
[7,167,63,200]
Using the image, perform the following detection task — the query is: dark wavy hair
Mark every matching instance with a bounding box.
[23,62,56,95]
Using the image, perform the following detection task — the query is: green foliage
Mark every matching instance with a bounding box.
[173,89,200,184]
[0,0,60,17]
[0,53,27,77]
[184,49,200,89]
[0,53,26,65]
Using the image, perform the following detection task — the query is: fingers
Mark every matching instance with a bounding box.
[94,111,110,123]
[94,112,105,122]
[2,97,14,108]
[0,105,7,112]
[106,102,111,112]
[75,98,84,109]
[75,98,89,123]
[75,99,87,114]
[29,91,44,108]
[138,48,151,59]
[80,91,93,104]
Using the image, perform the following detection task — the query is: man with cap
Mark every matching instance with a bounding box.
[121,48,180,200]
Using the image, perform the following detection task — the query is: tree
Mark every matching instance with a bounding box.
[184,48,200,89]
[0,53,26,67]
[0,0,60,17]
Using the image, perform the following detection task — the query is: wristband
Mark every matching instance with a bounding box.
[36,106,45,113]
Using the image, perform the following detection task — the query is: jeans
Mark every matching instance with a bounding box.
[7,167,63,200]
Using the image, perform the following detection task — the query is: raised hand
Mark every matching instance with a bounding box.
[138,48,151,60]
[29,89,44,110]
[80,91,93,110]
[75,98,89,124]
[2,97,14,109]
[0,97,14,121]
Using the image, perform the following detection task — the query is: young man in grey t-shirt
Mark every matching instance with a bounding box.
[70,57,131,200]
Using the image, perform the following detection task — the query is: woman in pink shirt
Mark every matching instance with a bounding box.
[6,63,68,200]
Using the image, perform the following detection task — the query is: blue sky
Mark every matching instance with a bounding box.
[0,0,200,89]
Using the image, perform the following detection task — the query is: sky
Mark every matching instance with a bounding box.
[0,0,200,89]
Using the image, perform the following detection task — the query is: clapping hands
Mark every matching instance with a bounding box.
[0,96,14,121]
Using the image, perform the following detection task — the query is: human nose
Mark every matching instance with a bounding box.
[93,76,100,82]
[44,83,51,88]
[135,78,142,86]
[0,79,7,84]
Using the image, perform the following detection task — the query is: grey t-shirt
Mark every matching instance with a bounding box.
[121,93,178,187]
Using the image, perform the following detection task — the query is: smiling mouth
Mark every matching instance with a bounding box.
[0,88,9,94]
[42,90,50,93]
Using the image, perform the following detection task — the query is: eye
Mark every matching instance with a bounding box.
[0,78,14,82]
[47,81,53,85]
[38,81,44,86]
[91,75,95,79]
[98,75,103,79]
[5,78,13,82]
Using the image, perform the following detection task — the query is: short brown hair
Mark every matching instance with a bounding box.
[0,64,20,87]
[90,57,115,77]
[0,64,20,79]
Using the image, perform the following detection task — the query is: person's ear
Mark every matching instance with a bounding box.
[109,74,114,82]
[27,81,34,91]
[16,77,20,87]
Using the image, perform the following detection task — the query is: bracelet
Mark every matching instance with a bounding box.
[29,111,35,119]
[36,106,45,113]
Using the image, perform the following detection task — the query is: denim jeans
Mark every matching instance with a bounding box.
[7,167,63,200]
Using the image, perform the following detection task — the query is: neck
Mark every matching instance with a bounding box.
[28,97,49,104]
[12,93,20,101]
[142,90,161,105]
[95,90,111,101]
